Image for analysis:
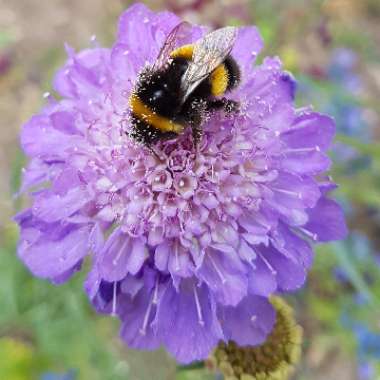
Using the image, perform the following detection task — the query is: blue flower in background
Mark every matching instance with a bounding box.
[355,324,380,380]
[298,48,372,169]
[338,232,380,379]
[337,231,380,310]
[341,314,380,380]
[358,361,375,380]
[355,324,380,360]
[40,370,77,380]
[328,48,363,94]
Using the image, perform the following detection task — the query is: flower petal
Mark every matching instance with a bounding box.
[248,256,277,297]
[32,187,92,223]
[231,26,263,79]
[21,114,84,160]
[117,3,179,66]
[99,228,148,282]
[17,216,91,280]
[304,197,348,242]
[259,245,306,291]
[272,222,314,269]
[219,295,275,346]
[120,281,160,350]
[276,113,335,174]
[197,247,247,306]
[242,57,295,118]
[53,48,110,100]
[157,281,223,363]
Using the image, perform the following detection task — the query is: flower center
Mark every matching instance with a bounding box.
[209,297,303,380]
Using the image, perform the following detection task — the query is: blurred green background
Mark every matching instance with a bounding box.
[0,0,380,379]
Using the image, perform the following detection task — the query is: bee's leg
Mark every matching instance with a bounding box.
[207,98,239,114]
[188,99,206,151]
[192,123,203,151]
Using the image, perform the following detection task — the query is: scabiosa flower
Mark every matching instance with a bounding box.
[15,3,347,363]
[208,297,303,380]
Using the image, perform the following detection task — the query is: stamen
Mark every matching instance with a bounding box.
[193,286,205,326]
[272,187,302,199]
[111,282,117,316]
[208,254,227,284]
[246,257,257,270]
[258,252,277,275]
[299,227,318,241]
[174,242,180,271]
[251,315,257,323]
[152,278,159,305]
[139,294,154,336]
[112,239,129,266]
[283,146,320,154]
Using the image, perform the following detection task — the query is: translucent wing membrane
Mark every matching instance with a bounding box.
[181,26,238,101]
[153,21,193,71]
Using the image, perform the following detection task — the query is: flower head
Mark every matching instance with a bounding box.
[15,3,347,363]
[208,297,303,380]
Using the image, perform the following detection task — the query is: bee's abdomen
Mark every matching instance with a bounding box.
[170,44,240,98]
[129,114,163,145]
[224,55,241,91]
[129,112,180,146]
[209,65,229,96]
[129,94,184,135]
[210,56,241,96]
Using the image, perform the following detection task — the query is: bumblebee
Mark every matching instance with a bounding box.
[129,23,240,149]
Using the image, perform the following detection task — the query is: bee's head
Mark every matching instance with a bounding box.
[137,58,189,114]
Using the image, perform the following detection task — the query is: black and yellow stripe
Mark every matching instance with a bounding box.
[129,94,184,133]
[170,44,235,97]
[129,43,240,146]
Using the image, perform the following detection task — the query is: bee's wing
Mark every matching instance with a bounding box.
[181,26,237,101]
[153,21,192,71]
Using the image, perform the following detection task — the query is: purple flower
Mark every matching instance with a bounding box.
[15,3,347,363]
